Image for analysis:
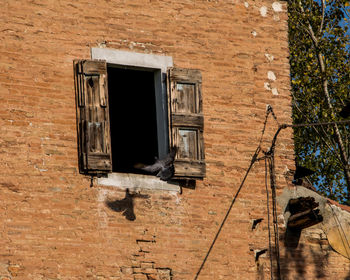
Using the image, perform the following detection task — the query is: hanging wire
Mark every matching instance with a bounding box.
[193,145,261,280]
[267,155,282,280]
[193,107,276,280]
[269,106,280,126]
[265,158,274,280]
[286,119,350,128]
[262,114,350,280]
[291,96,343,164]
[193,104,350,280]
[258,105,273,147]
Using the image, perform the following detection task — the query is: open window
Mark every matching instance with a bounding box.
[108,66,159,174]
[74,58,205,180]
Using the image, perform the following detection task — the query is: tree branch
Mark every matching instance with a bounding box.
[318,0,326,35]
[296,0,350,197]
[292,96,342,165]
[341,4,350,19]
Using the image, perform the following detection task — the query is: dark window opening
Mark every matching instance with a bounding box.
[107,66,159,174]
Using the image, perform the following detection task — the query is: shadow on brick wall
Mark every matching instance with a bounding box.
[105,189,149,221]
[278,241,329,279]
[345,266,350,280]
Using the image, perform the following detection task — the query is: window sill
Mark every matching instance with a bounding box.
[97,172,180,192]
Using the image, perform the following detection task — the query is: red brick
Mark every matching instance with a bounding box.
[0,1,347,280]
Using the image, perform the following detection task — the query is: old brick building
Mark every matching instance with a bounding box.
[0,0,349,279]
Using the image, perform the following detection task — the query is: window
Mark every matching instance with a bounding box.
[73,49,205,180]
[107,66,159,174]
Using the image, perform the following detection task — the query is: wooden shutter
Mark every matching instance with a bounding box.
[73,60,112,175]
[167,67,205,179]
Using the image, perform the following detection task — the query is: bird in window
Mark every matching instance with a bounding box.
[339,101,350,118]
[293,165,315,181]
[135,147,177,181]
[285,166,316,191]
[289,165,317,191]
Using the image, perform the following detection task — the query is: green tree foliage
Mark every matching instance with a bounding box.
[288,0,350,203]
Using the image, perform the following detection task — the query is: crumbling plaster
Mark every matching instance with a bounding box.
[278,186,350,259]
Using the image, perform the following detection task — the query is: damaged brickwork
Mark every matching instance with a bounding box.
[131,236,173,280]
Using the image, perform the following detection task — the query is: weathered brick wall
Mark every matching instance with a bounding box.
[0,0,349,279]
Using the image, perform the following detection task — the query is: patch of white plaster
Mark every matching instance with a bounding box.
[97,41,107,48]
[244,2,249,8]
[265,53,274,62]
[267,71,276,81]
[251,30,257,37]
[98,173,180,192]
[272,88,279,95]
[97,188,109,228]
[97,188,109,202]
[264,82,272,91]
[260,6,268,17]
[92,47,173,73]
[273,14,280,21]
[278,214,285,226]
[34,165,48,172]
[272,2,283,12]
[169,191,182,205]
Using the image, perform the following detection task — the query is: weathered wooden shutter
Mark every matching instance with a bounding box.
[167,67,205,179]
[73,60,112,175]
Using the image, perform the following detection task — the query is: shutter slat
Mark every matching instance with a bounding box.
[174,160,205,178]
[172,113,204,128]
[167,67,205,179]
[99,74,107,107]
[82,60,108,74]
[74,59,112,175]
[168,68,202,82]
[76,62,85,107]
